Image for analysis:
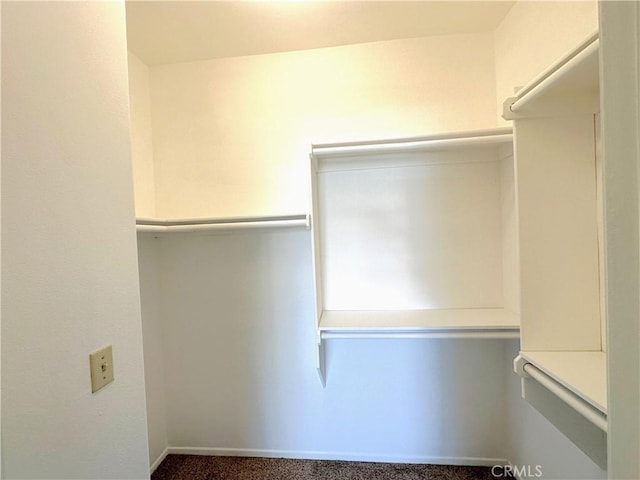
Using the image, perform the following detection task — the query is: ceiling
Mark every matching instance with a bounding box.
[126,1,515,66]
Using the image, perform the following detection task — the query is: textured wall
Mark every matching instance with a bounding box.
[149,34,498,218]
[138,236,168,468]
[2,2,149,478]
[128,51,156,218]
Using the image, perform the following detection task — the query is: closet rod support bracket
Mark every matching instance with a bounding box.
[513,354,530,378]
[502,97,518,121]
[317,337,326,388]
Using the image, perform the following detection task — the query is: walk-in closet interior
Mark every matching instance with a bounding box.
[2,1,638,479]
[126,1,621,477]
[124,0,640,477]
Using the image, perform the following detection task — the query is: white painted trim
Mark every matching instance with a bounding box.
[600,1,640,478]
[164,447,508,467]
[150,447,169,474]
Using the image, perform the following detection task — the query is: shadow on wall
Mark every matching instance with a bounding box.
[141,228,509,460]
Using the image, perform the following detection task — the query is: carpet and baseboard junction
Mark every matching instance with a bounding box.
[151,454,513,479]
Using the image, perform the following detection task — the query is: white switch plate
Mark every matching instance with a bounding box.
[89,344,114,393]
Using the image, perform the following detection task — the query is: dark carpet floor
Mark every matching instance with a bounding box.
[152,455,507,480]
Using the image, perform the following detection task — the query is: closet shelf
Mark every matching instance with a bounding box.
[505,31,607,469]
[503,31,599,119]
[514,351,608,469]
[312,127,513,166]
[310,128,518,384]
[136,214,310,234]
[517,350,607,414]
[320,309,520,339]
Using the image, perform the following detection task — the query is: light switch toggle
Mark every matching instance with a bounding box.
[90,345,114,393]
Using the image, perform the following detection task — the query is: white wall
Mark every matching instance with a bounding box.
[2,2,149,478]
[128,56,166,467]
[128,51,156,218]
[138,230,510,465]
[501,154,519,314]
[149,34,498,219]
[137,237,168,468]
[494,0,598,124]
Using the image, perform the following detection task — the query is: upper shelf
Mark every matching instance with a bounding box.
[136,214,310,234]
[320,309,520,339]
[503,32,599,119]
[310,128,518,336]
[311,127,513,171]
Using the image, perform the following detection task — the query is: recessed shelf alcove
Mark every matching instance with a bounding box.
[310,128,520,384]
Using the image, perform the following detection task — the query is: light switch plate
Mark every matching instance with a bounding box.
[89,345,114,393]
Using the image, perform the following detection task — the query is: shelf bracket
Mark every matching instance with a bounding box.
[316,336,326,387]
[502,96,518,121]
[513,354,530,377]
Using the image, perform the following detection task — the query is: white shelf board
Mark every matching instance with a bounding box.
[520,350,607,413]
[320,309,520,339]
[136,214,310,234]
[504,32,599,119]
[312,127,513,162]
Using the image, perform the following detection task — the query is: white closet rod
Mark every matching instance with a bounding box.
[312,130,513,158]
[509,32,599,114]
[321,330,519,340]
[522,362,607,432]
[136,214,310,233]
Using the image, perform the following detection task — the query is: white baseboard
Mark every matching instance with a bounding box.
[150,447,169,474]
[163,446,508,467]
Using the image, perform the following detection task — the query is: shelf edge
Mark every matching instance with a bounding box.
[136,214,310,233]
[503,32,599,119]
[311,129,513,159]
[321,327,520,340]
[518,351,607,413]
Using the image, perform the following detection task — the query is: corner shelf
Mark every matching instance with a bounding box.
[310,128,520,385]
[136,214,310,235]
[518,351,607,414]
[514,352,607,470]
